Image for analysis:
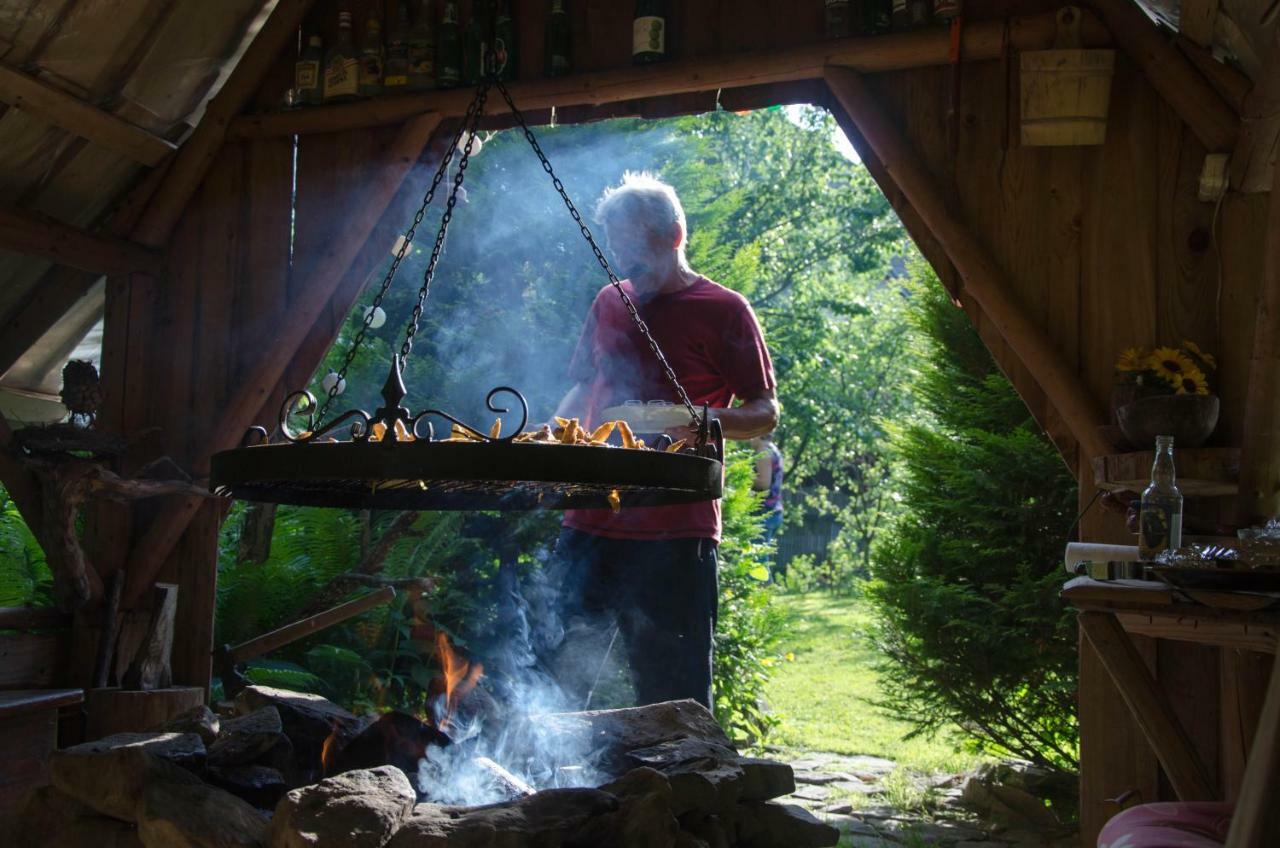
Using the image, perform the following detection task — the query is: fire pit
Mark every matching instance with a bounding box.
[11,685,838,848]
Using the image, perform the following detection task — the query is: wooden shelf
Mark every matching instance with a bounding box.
[1093,447,1240,497]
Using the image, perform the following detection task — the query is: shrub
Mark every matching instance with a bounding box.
[864,270,1079,773]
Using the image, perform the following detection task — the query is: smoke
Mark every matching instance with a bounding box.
[413,562,616,806]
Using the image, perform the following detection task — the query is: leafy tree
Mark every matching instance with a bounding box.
[865,268,1079,772]
[0,485,50,607]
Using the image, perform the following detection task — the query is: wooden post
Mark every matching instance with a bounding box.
[1224,648,1280,847]
[1236,149,1280,524]
[1086,0,1237,152]
[823,67,1112,464]
[121,114,442,608]
[1230,33,1280,193]
[1078,611,1217,801]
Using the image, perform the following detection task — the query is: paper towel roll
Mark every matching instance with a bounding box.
[1064,542,1140,573]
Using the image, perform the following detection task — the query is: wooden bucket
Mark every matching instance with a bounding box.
[1019,7,1115,146]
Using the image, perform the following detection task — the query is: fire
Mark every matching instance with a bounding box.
[435,631,483,729]
[319,723,340,776]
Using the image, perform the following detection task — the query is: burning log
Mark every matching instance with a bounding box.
[326,711,450,780]
[473,756,535,800]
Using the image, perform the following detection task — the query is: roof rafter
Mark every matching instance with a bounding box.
[0,204,163,277]
[0,61,177,167]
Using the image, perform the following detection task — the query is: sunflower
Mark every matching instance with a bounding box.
[1171,366,1210,395]
[1182,339,1217,370]
[1148,347,1195,383]
[1115,347,1148,372]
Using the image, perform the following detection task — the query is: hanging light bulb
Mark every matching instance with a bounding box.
[321,371,346,396]
[364,306,386,328]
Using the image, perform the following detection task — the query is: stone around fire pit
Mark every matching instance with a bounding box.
[268,765,416,848]
[235,686,363,775]
[51,737,204,820]
[573,767,681,847]
[205,764,289,810]
[386,787,620,847]
[136,780,269,848]
[737,758,796,802]
[541,699,732,773]
[733,802,840,848]
[208,707,292,768]
[158,705,221,745]
[9,785,144,848]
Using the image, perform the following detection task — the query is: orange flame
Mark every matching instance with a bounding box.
[436,631,483,728]
[319,724,340,776]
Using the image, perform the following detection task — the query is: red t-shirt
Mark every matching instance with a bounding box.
[562,275,775,542]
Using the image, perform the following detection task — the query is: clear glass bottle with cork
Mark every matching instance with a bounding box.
[1138,435,1184,560]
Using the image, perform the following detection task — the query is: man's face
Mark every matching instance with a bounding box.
[604,221,668,285]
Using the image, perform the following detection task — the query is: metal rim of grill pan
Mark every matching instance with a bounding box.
[211,440,724,511]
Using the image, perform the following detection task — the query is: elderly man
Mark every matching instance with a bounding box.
[549,172,778,710]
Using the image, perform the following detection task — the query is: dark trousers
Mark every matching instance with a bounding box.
[549,528,718,710]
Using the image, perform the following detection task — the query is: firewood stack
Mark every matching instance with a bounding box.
[8,690,837,848]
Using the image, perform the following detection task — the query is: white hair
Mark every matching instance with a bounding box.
[594,172,687,248]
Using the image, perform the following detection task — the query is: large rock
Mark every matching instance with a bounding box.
[738,758,796,802]
[235,687,362,776]
[627,739,745,815]
[136,780,269,848]
[733,802,840,848]
[65,732,207,769]
[158,706,221,746]
[268,765,416,848]
[208,707,290,767]
[51,743,204,821]
[571,767,680,848]
[205,765,289,810]
[387,788,619,847]
[9,785,144,848]
[540,700,734,774]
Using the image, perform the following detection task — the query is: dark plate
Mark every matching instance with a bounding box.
[1147,566,1280,593]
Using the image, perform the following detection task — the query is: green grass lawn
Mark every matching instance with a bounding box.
[761,591,985,775]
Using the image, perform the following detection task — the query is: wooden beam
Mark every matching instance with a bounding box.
[1087,0,1238,151]
[1078,611,1217,801]
[1236,141,1280,524]
[0,204,162,277]
[823,67,1112,464]
[1230,33,1280,193]
[1225,648,1280,847]
[229,11,1109,139]
[0,62,176,167]
[122,113,441,607]
[129,0,318,247]
[1174,36,1251,114]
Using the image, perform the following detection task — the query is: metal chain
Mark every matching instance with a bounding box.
[492,79,702,428]
[400,83,490,361]
[313,84,491,427]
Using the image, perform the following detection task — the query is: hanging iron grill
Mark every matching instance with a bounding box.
[211,70,723,512]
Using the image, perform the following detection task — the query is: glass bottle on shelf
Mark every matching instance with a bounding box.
[825,0,851,37]
[494,0,516,80]
[437,1,462,87]
[465,0,494,84]
[863,0,892,34]
[891,0,911,30]
[385,1,412,91]
[633,0,667,64]
[544,0,571,77]
[323,8,360,102]
[359,13,385,97]
[1138,435,1184,561]
[909,0,932,28]
[408,0,437,90]
[295,35,323,105]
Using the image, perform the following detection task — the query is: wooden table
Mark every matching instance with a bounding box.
[0,688,84,814]
[1064,577,1279,805]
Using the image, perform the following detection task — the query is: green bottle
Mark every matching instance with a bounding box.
[385,2,411,90]
[494,0,516,80]
[465,0,494,84]
[633,0,667,64]
[407,0,436,90]
[323,9,359,102]
[544,0,571,77]
[437,1,462,87]
[358,14,384,97]
[863,0,892,34]
[295,35,323,105]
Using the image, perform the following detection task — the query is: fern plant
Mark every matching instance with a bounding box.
[0,484,51,608]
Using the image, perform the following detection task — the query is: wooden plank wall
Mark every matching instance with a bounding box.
[82,2,1270,844]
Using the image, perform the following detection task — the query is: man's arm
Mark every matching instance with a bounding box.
[668,387,779,442]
